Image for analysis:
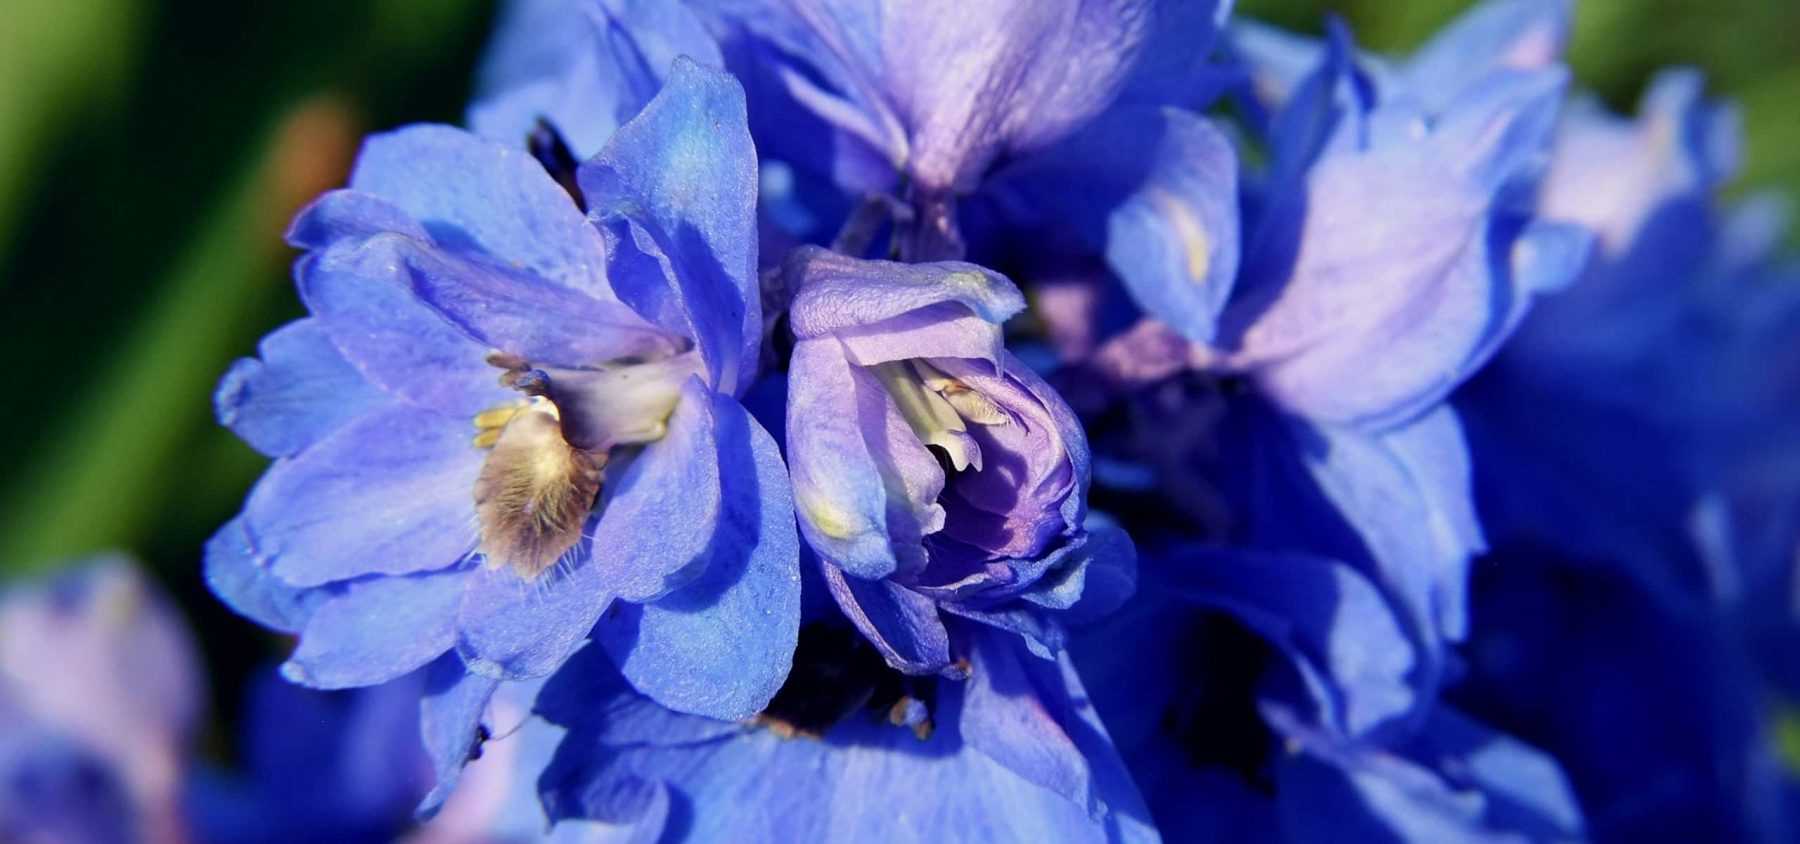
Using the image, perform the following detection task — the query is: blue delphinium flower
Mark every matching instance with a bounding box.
[1058,1,1587,732]
[208,57,801,805]
[0,557,204,844]
[779,246,1135,677]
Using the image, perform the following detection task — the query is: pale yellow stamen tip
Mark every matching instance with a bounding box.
[1148,189,1212,283]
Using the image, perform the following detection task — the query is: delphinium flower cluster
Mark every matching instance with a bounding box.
[4,0,1794,842]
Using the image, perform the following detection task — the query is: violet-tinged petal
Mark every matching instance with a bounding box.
[313,233,679,375]
[1225,70,1571,428]
[943,604,1066,661]
[214,318,390,459]
[0,559,206,779]
[585,377,724,603]
[416,655,501,818]
[244,405,481,588]
[1164,547,1418,738]
[983,105,1240,343]
[595,392,800,720]
[286,188,428,250]
[956,628,1155,823]
[203,515,327,635]
[281,569,469,689]
[1290,407,1484,646]
[1427,67,1568,197]
[820,566,952,676]
[1225,143,1489,425]
[787,338,943,580]
[704,0,1227,191]
[345,124,612,298]
[785,246,1024,342]
[1019,514,1138,624]
[579,57,760,394]
[1398,0,1572,112]
[834,305,1013,367]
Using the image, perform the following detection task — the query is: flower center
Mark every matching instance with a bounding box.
[469,350,699,580]
[754,623,939,741]
[873,358,1010,474]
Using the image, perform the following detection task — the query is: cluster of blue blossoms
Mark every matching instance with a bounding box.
[4,0,1797,841]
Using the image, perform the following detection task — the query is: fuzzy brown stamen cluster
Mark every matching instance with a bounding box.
[472,399,604,580]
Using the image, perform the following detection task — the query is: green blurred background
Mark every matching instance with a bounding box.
[0,0,1794,714]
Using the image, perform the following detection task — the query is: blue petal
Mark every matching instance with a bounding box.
[244,405,481,588]
[785,338,938,580]
[579,57,760,394]
[1161,546,1418,737]
[471,0,724,159]
[416,655,500,817]
[215,317,389,458]
[1229,71,1571,428]
[539,657,1142,842]
[943,604,1066,661]
[584,377,725,603]
[535,644,748,747]
[296,239,512,419]
[983,105,1240,343]
[956,628,1094,813]
[1019,513,1138,625]
[820,565,953,675]
[594,392,799,720]
[1288,407,1484,647]
[286,188,427,250]
[282,570,469,689]
[1267,704,1586,842]
[346,124,612,298]
[455,564,617,682]
[304,233,678,390]
[203,515,328,634]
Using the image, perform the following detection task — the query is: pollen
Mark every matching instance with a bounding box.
[472,401,528,449]
[472,398,604,580]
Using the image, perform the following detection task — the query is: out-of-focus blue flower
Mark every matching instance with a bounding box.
[1068,550,1586,843]
[1452,523,1799,843]
[193,662,629,844]
[780,246,1135,676]
[1459,68,1768,586]
[0,558,203,844]
[1448,60,1800,842]
[190,670,432,844]
[531,600,1156,842]
[209,56,801,806]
